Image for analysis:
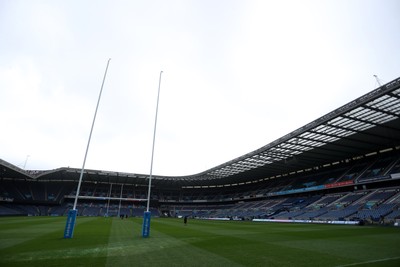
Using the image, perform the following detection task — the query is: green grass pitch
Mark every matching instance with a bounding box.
[1,216,400,267]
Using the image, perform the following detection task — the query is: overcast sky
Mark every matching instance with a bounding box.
[1,0,399,176]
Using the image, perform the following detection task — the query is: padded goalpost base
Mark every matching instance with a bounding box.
[142,211,151,238]
[64,209,77,239]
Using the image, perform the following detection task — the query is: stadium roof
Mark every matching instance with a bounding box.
[1,76,400,188]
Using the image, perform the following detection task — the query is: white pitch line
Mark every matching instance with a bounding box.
[335,256,400,267]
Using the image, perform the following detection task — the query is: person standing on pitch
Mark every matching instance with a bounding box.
[184,216,188,226]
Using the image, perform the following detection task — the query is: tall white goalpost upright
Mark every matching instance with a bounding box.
[64,58,111,239]
[142,71,163,238]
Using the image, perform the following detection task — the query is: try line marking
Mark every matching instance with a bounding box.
[335,256,400,267]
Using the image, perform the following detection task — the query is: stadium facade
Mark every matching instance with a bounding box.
[1,77,400,224]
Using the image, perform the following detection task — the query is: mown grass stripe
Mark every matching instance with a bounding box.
[0,216,67,250]
[0,216,110,266]
[105,217,243,267]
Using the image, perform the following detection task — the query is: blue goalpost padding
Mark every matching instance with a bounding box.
[142,211,151,237]
[64,209,77,238]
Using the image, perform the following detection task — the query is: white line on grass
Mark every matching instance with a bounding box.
[335,256,400,267]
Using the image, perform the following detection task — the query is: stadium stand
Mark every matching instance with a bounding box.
[1,77,400,225]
